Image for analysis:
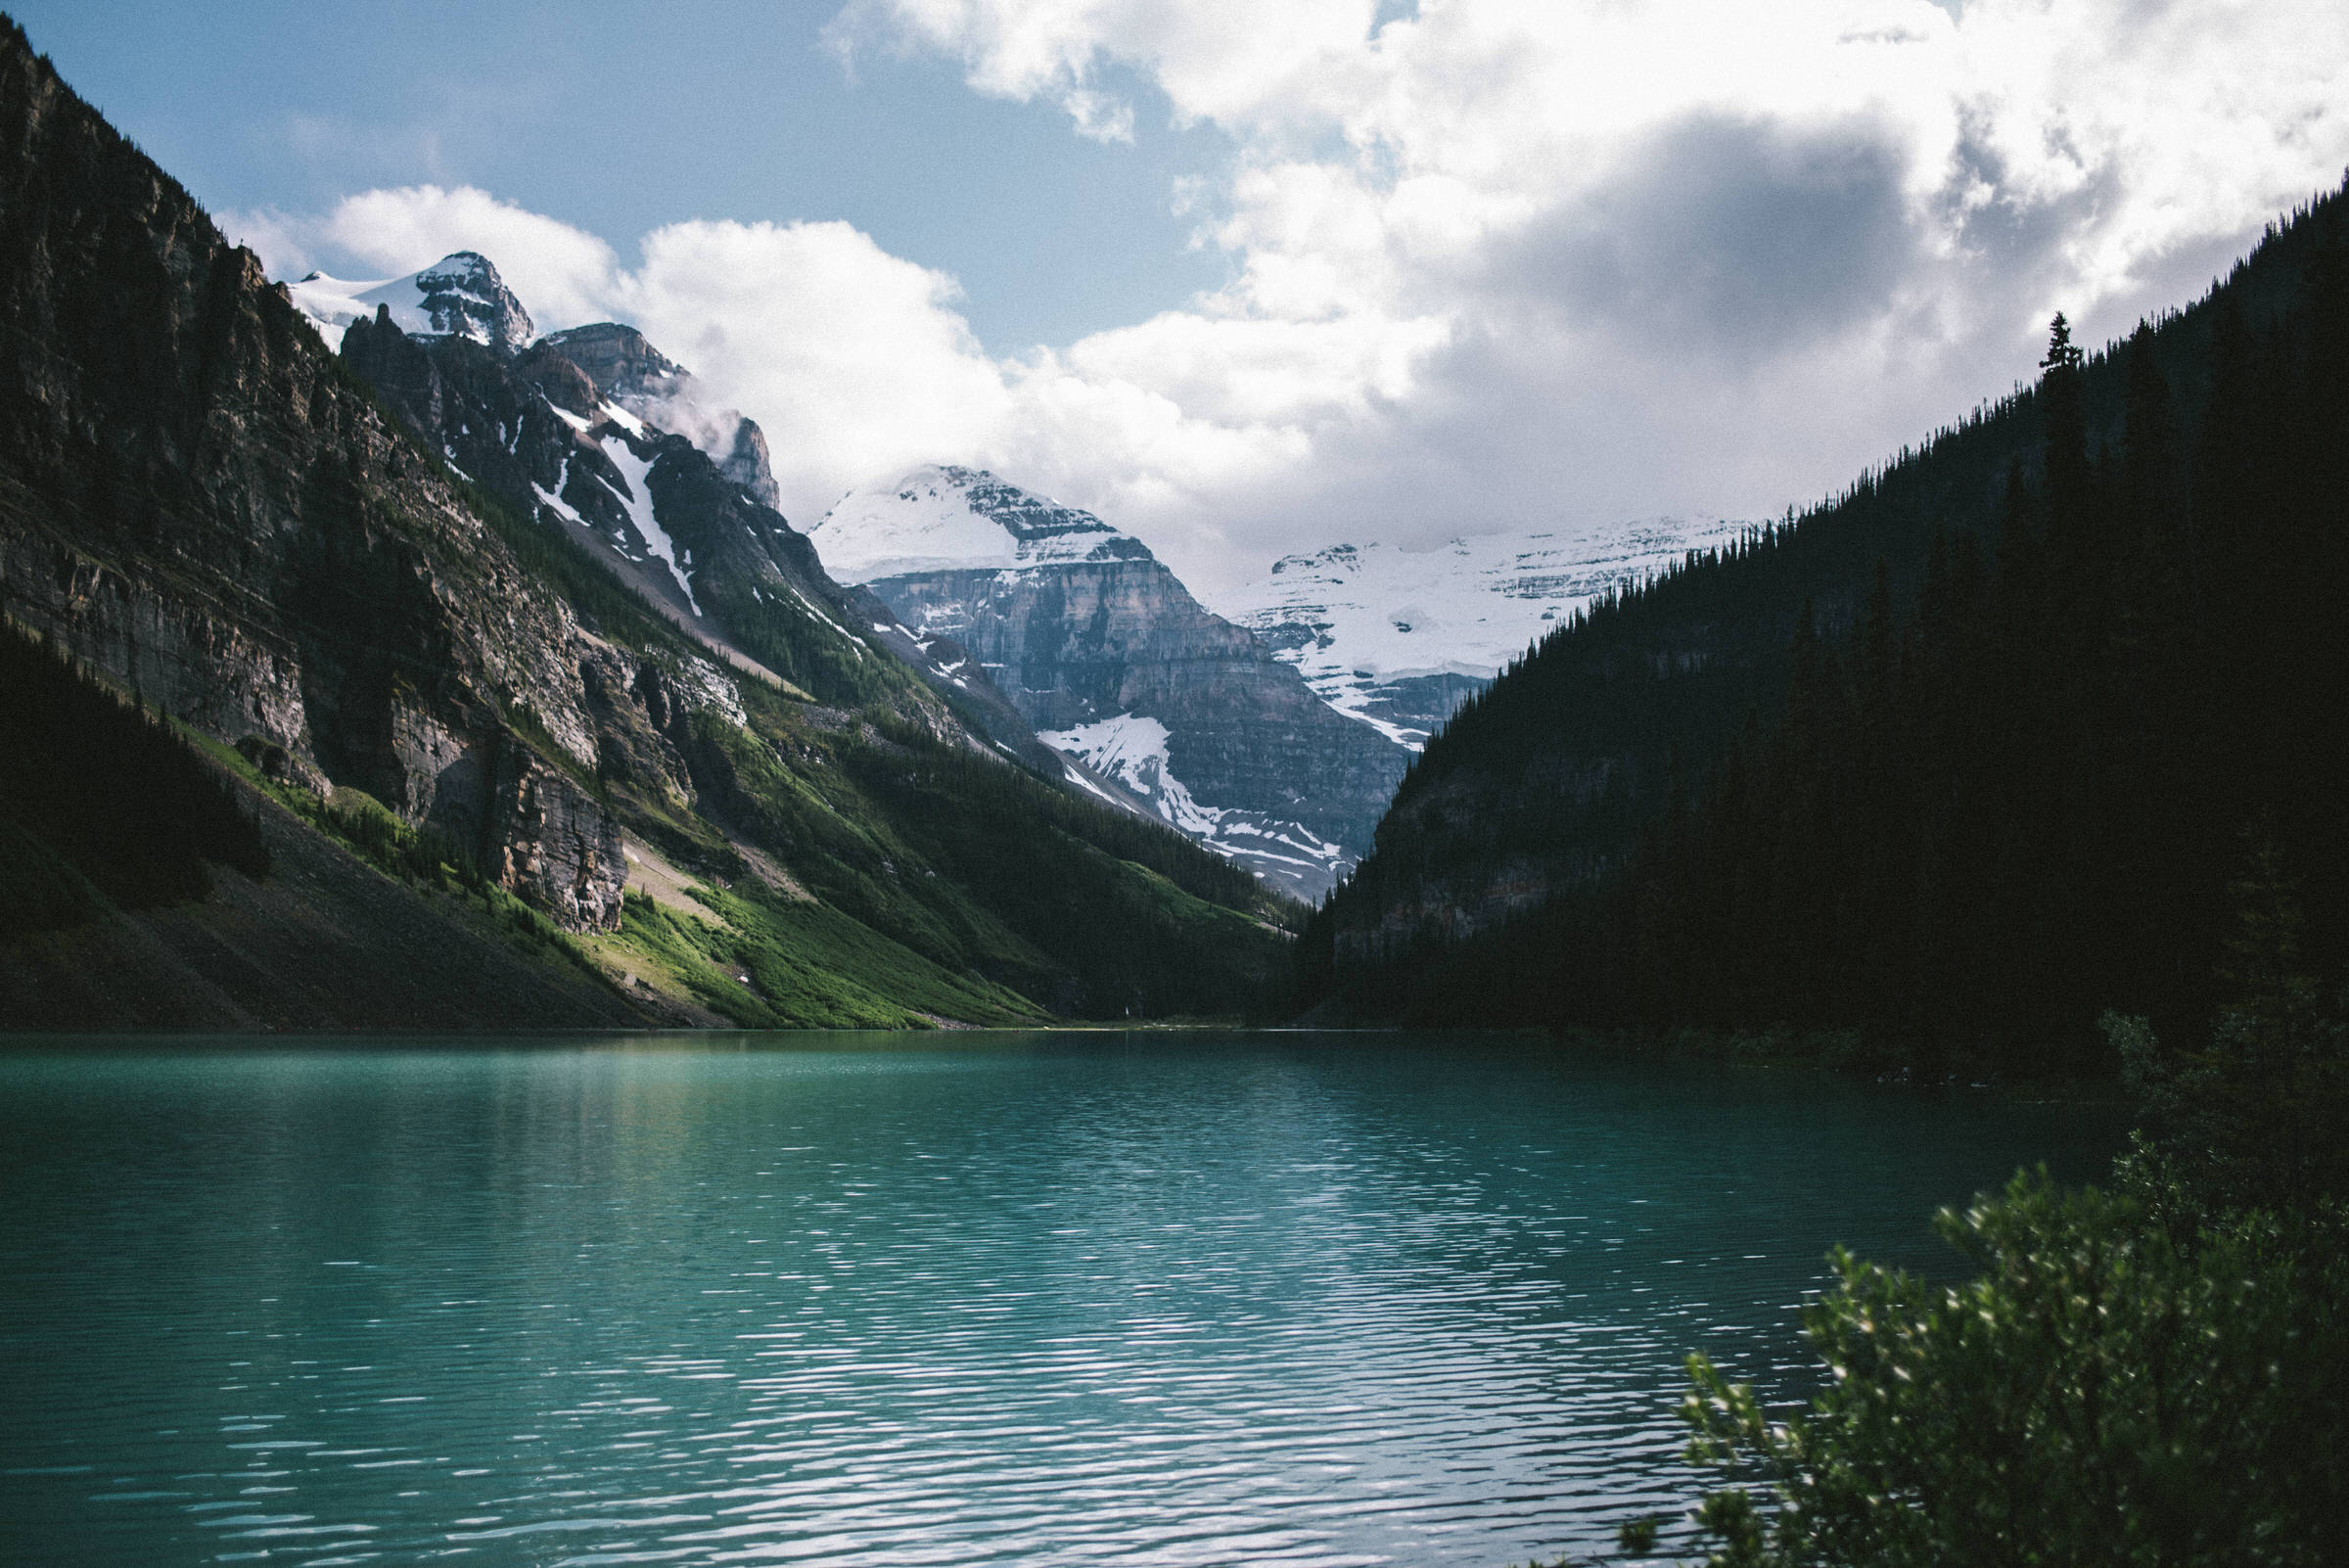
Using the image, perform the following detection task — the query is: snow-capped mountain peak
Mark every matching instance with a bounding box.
[809,464,1153,583]
[287,251,533,354]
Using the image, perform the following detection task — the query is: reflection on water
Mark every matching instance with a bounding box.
[0,1033,2120,1566]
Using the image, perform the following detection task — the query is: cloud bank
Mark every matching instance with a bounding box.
[236,0,2349,591]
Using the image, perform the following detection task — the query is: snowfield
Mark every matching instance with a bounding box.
[285,253,530,354]
[810,465,1147,582]
[1207,518,1750,747]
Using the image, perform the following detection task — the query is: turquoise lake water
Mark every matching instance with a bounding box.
[0,1033,2124,1567]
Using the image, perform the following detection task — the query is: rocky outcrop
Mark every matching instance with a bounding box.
[540,321,784,508]
[536,322,686,397]
[719,418,781,510]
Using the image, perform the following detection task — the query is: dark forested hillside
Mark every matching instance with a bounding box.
[1307,180,2349,1072]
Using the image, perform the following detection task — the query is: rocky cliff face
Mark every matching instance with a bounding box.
[539,321,784,508]
[0,26,709,930]
[812,466,1407,898]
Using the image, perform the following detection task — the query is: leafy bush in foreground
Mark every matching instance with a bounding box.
[1681,1173,2348,1567]
[1661,860,2349,1568]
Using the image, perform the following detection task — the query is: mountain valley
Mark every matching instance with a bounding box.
[0,22,1292,1029]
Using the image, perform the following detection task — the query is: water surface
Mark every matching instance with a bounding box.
[0,1033,2122,1566]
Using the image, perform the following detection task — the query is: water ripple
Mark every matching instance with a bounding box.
[0,1035,2122,1566]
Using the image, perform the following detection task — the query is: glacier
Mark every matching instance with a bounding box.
[1207,518,1750,748]
[809,465,1151,583]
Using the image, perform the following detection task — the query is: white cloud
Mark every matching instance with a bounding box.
[825,0,2349,589]
[623,219,1015,502]
[231,185,624,331]
[237,2,2349,594]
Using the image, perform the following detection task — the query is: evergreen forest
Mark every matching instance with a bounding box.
[1306,181,2349,1081]
[0,619,269,936]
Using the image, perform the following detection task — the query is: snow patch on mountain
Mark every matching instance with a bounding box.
[1042,715,1202,828]
[1208,518,1749,747]
[810,464,1152,582]
[598,436,704,619]
[1040,713,1350,892]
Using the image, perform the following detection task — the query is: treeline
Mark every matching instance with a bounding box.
[680,704,1291,1021]
[0,620,269,933]
[860,715,1277,916]
[1310,183,2349,1073]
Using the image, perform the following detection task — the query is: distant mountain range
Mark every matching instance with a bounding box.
[809,465,1405,899]
[284,254,1752,899]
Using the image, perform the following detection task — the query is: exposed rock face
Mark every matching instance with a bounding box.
[536,322,686,397]
[812,466,1408,898]
[411,252,533,351]
[719,419,781,510]
[539,321,784,508]
[0,26,640,927]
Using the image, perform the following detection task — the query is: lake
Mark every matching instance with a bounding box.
[0,1033,2123,1567]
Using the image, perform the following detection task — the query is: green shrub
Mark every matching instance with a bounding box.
[1681,1172,2349,1567]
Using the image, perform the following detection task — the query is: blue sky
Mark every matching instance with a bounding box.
[17,2,2348,591]
[14,0,1228,350]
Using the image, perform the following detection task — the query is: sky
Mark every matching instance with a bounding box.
[17,0,2349,592]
